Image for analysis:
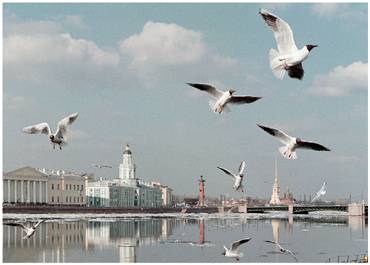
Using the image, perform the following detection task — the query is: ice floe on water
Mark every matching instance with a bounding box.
[2,210,349,222]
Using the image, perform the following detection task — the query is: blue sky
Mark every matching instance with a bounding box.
[3,3,368,201]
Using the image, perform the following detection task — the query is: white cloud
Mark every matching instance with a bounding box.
[118,21,239,87]
[311,3,366,20]
[120,21,206,66]
[5,33,119,66]
[309,61,367,97]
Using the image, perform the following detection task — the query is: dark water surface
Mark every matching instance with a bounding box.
[2,213,368,262]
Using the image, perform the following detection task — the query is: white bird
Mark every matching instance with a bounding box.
[92,164,113,169]
[4,220,45,239]
[222,238,252,261]
[22,112,79,150]
[257,124,330,160]
[217,161,246,192]
[259,9,318,80]
[187,83,262,114]
[311,181,327,203]
[264,240,298,261]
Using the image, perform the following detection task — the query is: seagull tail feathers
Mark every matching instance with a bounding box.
[208,99,217,113]
[269,49,285,80]
[279,146,297,160]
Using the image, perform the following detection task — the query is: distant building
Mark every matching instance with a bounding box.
[270,158,281,205]
[3,167,48,204]
[3,166,89,206]
[86,144,164,208]
[119,144,136,182]
[86,180,136,207]
[280,186,295,205]
[48,170,88,206]
[152,182,174,206]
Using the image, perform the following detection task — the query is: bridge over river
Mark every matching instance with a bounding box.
[244,203,367,215]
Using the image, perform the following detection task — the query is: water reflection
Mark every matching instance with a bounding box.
[3,219,178,262]
[2,215,368,262]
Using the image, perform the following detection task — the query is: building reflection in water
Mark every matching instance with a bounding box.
[3,218,177,263]
[348,216,367,240]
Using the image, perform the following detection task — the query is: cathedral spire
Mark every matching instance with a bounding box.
[270,157,281,205]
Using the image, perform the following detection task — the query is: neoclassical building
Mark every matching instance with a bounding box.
[3,167,48,204]
[3,167,89,206]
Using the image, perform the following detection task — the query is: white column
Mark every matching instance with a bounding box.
[33,181,36,203]
[45,182,48,204]
[14,180,17,203]
[7,180,10,203]
[21,180,24,203]
[27,180,30,204]
[39,181,42,203]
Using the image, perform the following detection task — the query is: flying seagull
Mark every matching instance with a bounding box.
[187,83,262,114]
[4,220,45,239]
[22,112,79,150]
[264,240,298,262]
[92,164,113,169]
[311,181,327,203]
[222,238,252,261]
[217,161,246,192]
[259,9,318,80]
[257,124,330,160]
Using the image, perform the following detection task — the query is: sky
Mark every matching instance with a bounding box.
[3,3,368,201]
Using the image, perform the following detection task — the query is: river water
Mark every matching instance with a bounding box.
[2,212,368,262]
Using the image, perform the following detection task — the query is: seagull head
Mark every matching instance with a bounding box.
[295,137,302,143]
[229,89,236,95]
[221,250,226,256]
[49,135,54,140]
[306,44,318,52]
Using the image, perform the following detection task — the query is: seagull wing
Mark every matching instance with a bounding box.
[288,63,304,80]
[296,140,330,151]
[257,124,293,145]
[22,123,51,135]
[285,249,298,261]
[217,166,236,179]
[55,112,79,139]
[4,222,28,230]
[229,96,262,104]
[231,238,252,251]
[238,161,246,175]
[33,219,45,229]
[264,240,283,249]
[259,9,298,54]
[187,83,223,99]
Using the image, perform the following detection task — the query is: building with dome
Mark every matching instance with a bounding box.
[119,145,136,182]
[86,144,164,208]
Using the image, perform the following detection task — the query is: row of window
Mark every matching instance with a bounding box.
[51,196,84,203]
[51,183,84,191]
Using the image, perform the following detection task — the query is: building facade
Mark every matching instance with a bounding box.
[86,180,136,207]
[86,144,165,208]
[48,171,88,206]
[152,182,174,206]
[3,167,88,206]
[3,167,48,204]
